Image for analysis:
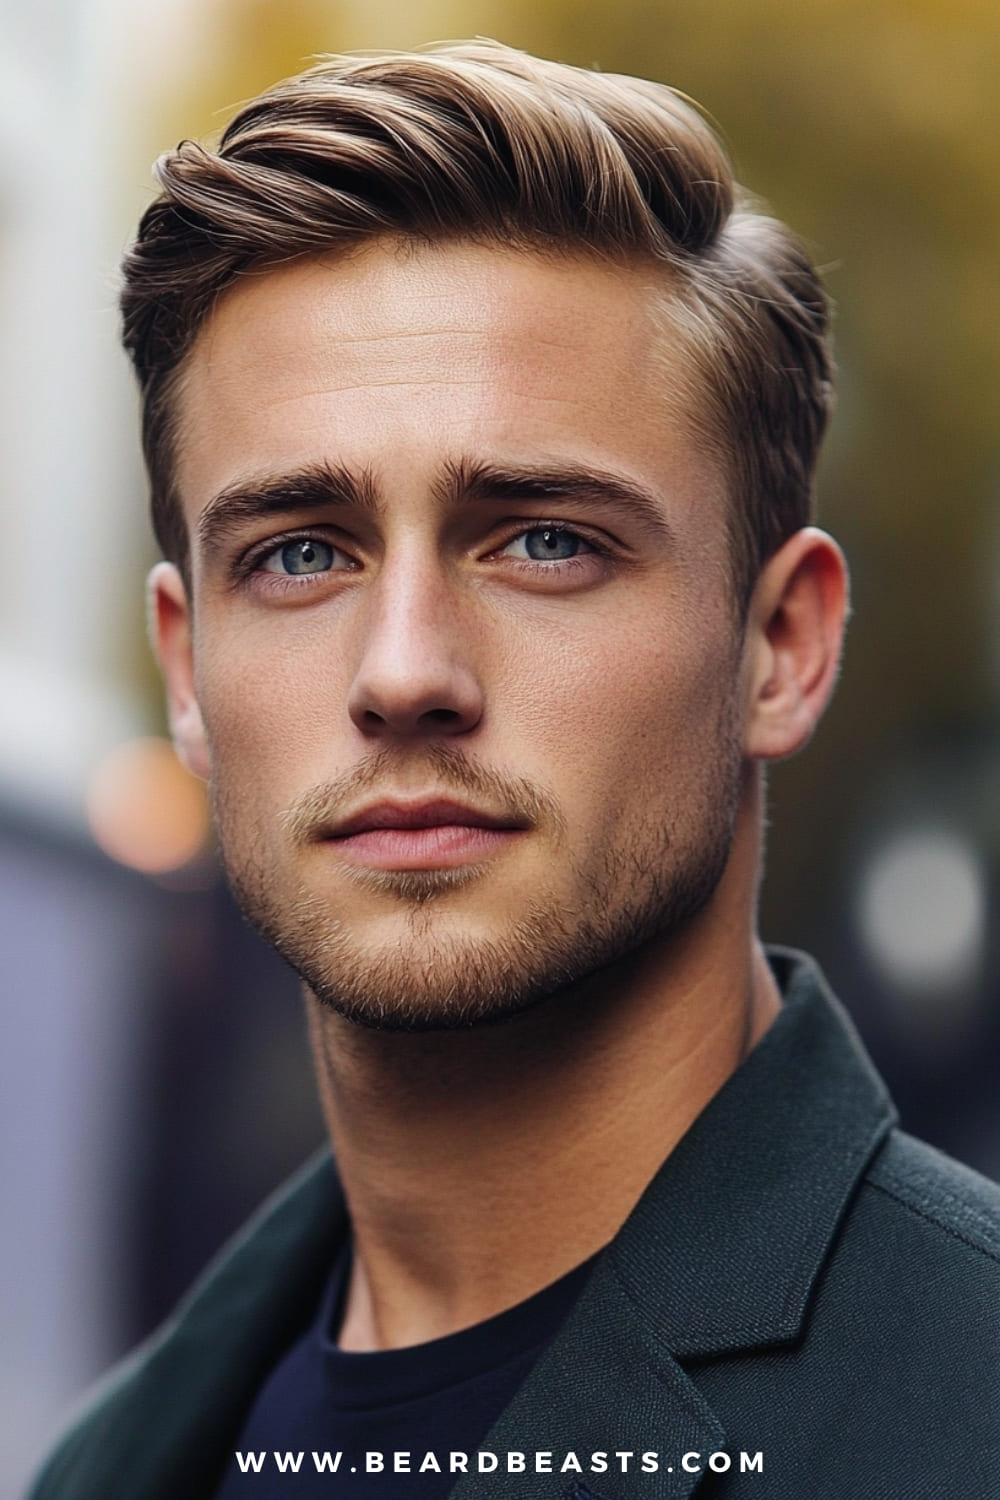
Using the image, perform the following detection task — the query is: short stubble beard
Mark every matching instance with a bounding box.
[214,721,745,1033]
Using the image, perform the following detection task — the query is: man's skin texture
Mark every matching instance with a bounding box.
[152,239,847,1354]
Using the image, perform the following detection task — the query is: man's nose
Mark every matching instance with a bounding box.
[346,562,485,739]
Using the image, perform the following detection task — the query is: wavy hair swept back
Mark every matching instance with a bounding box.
[121,41,833,606]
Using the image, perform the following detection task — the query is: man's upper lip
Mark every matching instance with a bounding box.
[329,799,525,838]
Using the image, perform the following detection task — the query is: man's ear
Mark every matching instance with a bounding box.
[743,527,849,761]
[148,562,211,781]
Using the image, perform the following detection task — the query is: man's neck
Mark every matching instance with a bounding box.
[306,839,779,1352]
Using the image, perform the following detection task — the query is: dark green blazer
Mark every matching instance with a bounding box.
[27,952,1000,1498]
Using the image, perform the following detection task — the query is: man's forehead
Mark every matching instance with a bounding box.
[172,240,715,525]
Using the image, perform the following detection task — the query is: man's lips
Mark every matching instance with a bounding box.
[330,799,526,838]
[323,799,528,871]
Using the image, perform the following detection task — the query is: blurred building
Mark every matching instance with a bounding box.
[1,3,143,1492]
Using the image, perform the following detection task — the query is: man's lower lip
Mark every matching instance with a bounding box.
[328,825,522,869]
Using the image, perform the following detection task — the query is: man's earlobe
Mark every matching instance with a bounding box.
[147,561,211,781]
[743,527,849,761]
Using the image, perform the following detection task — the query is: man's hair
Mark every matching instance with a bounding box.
[121,41,833,608]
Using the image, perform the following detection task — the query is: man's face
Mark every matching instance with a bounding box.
[162,240,750,1029]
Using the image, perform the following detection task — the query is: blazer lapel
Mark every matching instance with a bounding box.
[452,949,897,1500]
[450,1258,725,1500]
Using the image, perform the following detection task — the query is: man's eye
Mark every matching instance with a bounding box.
[260,539,339,575]
[503,527,589,562]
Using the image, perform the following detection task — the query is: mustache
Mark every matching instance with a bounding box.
[280,744,564,845]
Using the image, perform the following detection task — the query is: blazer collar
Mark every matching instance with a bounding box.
[451,949,897,1500]
[606,947,896,1358]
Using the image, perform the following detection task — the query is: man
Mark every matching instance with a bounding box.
[29,40,998,1500]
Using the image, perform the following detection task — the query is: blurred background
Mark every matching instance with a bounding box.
[2,0,999,1491]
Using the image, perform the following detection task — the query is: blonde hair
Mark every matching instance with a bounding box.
[121,41,833,605]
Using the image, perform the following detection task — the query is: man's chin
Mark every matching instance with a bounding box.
[296,905,582,1033]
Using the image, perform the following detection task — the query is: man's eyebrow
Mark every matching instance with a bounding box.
[196,463,380,553]
[435,458,675,539]
[195,457,676,554]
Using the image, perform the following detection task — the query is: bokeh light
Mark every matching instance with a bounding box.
[857,824,986,995]
[86,737,210,875]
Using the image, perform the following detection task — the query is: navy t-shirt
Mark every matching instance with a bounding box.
[214,1247,597,1499]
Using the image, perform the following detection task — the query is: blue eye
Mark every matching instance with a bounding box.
[509,527,587,561]
[262,539,336,575]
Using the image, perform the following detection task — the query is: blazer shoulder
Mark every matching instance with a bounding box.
[862,1128,1000,1267]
